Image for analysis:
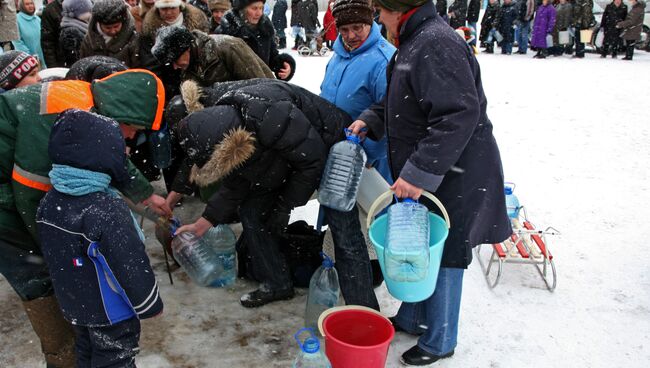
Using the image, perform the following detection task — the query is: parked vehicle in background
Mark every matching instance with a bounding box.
[591,0,650,51]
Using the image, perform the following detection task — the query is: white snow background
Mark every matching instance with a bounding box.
[2,23,650,368]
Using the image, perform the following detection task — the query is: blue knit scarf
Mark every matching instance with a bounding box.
[49,164,145,241]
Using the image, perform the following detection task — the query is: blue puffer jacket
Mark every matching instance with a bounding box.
[36,110,163,327]
[320,22,396,182]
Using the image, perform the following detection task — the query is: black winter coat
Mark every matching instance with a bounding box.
[480,2,501,41]
[273,0,288,30]
[358,2,511,268]
[602,2,628,43]
[467,0,481,23]
[291,0,320,29]
[498,2,518,43]
[174,79,350,225]
[36,110,162,327]
[436,0,448,17]
[218,11,296,81]
[59,18,88,68]
[448,0,468,29]
[40,0,64,68]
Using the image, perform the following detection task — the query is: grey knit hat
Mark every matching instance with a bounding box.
[332,0,374,27]
[92,0,130,25]
[152,26,194,65]
[374,0,428,12]
[61,0,93,19]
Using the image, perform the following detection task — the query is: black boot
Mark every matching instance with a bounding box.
[278,37,286,49]
[400,345,454,366]
[292,36,300,50]
[485,43,494,53]
[240,284,294,308]
[623,43,634,60]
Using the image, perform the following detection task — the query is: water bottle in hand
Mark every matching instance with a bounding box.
[384,199,430,282]
[318,130,367,212]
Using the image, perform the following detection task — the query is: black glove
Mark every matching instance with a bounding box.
[265,206,291,235]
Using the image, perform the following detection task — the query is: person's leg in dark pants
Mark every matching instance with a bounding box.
[86,318,141,368]
[623,40,635,60]
[574,26,585,57]
[323,205,379,310]
[73,325,93,368]
[238,192,294,307]
[395,267,465,365]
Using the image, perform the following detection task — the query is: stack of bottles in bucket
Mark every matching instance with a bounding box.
[318,129,367,211]
[171,225,237,287]
[304,253,340,332]
[293,328,331,368]
[384,198,430,282]
[504,182,520,219]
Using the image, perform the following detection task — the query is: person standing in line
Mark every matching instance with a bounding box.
[479,0,501,53]
[497,0,517,54]
[0,0,19,52]
[572,0,594,58]
[59,0,93,67]
[322,0,337,49]
[616,0,645,60]
[348,0,511,364]
[466,0,481,46]
[209,0,232,33]
[41,0,65,67]
[530,0,556,58]
[448,0,468,28]
[13,0,47,68]
[600,0,627,58]
[549,0,574,56]
[515,0,535,54]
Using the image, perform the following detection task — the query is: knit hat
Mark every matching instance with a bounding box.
[92,0,130,24]
[332,0,374,27]
[152,26,194,65]
[232,0,265,11]
[374,0,428,12]
[209,0,232,11]
[0,51,39,90]
[61,0,93,19]
[155,0,184,8]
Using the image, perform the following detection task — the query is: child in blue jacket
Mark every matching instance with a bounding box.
[37,109,163,367]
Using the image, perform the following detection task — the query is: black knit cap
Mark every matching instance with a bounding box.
[374,0,428,12]
[92,0,129,25]
[232,0,266,11]
[152,26,194,65]
[332,0,374,28]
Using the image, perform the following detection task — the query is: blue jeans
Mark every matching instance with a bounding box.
[502,42,513,54]
[394,267,464,355]
[517,21,531,53]
[323,205,380,310]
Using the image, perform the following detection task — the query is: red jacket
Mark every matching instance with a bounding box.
[323,7,337,42]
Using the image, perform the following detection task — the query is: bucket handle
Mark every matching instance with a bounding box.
[317,305,389,337]
[365,190,451,230]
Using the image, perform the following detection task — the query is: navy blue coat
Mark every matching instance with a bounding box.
[36,110,163,327]
[359,2,511,268]
[498,2,519,43]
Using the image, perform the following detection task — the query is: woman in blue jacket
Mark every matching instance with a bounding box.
[12,0,46,67]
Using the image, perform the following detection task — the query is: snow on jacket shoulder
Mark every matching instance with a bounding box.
[37,191,163,326]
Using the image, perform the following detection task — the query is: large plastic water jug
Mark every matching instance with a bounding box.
[384,199,430,282]
[318,131,367,212]
[504,183,520,219]
[305,254,340,332]
[171,225,236,287]
[293,328,331,368]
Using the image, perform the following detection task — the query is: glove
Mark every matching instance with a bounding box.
[265,205,291,235]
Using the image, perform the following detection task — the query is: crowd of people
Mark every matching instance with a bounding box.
[0,0,639,367]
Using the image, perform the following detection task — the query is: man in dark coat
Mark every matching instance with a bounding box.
[572,0,595,58]
[498,0,518,54]
[601,0,627,57]
[480,0,501,53]
[169,79,381,310]
[40,0,64,67]
[272,0,289,48]
[515,0,535,54]
[466,0,481,45]
[448,0,468,29]
[616,0,645,60]
[350,0,511,365]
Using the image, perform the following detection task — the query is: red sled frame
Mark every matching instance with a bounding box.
[474,206,559,291]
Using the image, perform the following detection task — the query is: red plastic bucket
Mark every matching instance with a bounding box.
[319,307,395,368]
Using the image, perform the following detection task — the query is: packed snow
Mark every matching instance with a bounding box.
[2,41,650,368]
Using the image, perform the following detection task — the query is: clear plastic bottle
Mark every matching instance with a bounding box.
[384,199,430,282]
[318,132,367,212]
[504,184,520,219]
[304,254,340,332]
[204,225,237,287]
[171,225,236,287]
[293,328,331,368]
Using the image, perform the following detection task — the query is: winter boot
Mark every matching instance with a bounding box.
[292,36,301,50]
[23,295,76,368]
[278,37,286,49]
[623,43,634,60]
[485,43,494,54]
[240,284,294,308]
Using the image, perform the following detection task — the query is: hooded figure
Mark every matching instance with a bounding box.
[169,78,353,308]
[79,0,141,67]
[41,0,65,68]
[65,55,128,82]
[59,0,94,67]
[217,0,297,80]
[0,69,168,368]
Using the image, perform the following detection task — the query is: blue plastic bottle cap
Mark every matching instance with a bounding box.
[504,186,513,195]
[346,134,361,144]
[302,337,320,354]
[402,198,416,203]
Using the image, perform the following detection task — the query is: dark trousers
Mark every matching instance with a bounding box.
[575,26,586,57]
[624,40,636,59]
[238,192,293,290]
[74,317,141,368]
[0,225,53,301]
[602,36,622,57]
[323,205,380,310]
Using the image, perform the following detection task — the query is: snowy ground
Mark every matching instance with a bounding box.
[2,43,650,367]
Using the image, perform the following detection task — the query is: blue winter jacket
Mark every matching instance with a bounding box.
[13,12,47,68]
[36,110,163,327]
[320,22,396,182]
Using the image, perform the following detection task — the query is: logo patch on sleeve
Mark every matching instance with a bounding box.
[73,258,84,267]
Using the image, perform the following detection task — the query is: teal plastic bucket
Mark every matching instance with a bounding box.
[366,191,450,303]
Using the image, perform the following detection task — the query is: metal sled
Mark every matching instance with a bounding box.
[297,38,330,57]
[475,206,559,291]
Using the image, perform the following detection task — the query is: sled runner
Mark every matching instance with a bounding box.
[474,206,559,291]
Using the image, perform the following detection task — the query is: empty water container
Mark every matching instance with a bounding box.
[318,132,367,212]
[171,225,237,287]
[293,328,331,368]
[304,254,340,332]
[504,184,520,219]
[384,199,430,282]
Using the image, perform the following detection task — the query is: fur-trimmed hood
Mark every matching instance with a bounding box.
[177,105,255,186]
[141,3,209,39]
